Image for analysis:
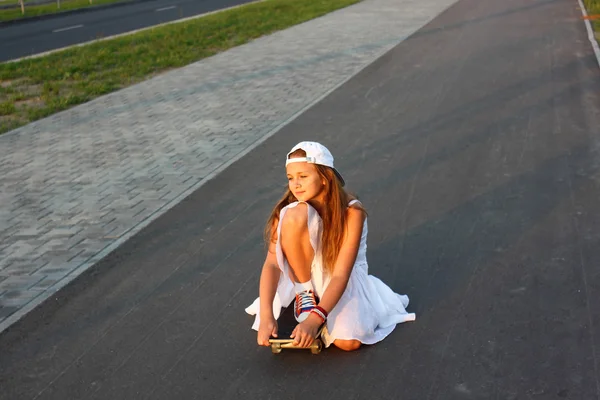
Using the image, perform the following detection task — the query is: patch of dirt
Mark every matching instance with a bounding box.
[14,97,45,109]
[0,78,29,89]
[0,114,19,122]
[13,82,43,97]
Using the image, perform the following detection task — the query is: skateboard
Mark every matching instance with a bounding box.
[269,306,325,354]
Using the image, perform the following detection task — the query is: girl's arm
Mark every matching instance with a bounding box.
[258,241,281,319]
[257,240,281,346]
[317,206,365,313]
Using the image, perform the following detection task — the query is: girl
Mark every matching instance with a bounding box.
[245,141,415,351]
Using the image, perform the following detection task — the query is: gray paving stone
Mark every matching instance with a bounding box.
[0,0,457,332]
[0,306,19,320]
[35,256,87,275]
[0,289,45,308]
[0,241,40,260]
[1,262,41,277]
[44,226,83,238]
[0,276,45,292]
[15,227,48,237]
[31,277,62,290]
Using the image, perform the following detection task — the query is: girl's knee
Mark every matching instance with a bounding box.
[333,339,361,352]
[280,204,313,280]
[281,203,309,232]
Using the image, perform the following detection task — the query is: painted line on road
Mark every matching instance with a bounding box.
[52,24,84,33]
[577,0,600,70]
[156,5,176,11]
[7,0,264,63]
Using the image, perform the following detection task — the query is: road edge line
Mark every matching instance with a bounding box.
[6,0,264,63]
[577,0,600,69]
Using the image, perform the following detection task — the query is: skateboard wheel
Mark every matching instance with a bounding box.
[271,344,282,354]
[310,339,323,355]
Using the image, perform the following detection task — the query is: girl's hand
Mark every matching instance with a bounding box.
[257,316,278,346]
[290,314,322,348]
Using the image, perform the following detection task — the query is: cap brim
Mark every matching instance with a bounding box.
[333,168,345,187]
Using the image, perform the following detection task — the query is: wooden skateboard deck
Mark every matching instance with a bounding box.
[269,305,325,354]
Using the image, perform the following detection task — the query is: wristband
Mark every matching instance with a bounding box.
[310,308,327,323]
[315,305,328,318]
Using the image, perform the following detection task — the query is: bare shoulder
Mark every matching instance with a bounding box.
[346,205,366,226]
[347,200,366,219]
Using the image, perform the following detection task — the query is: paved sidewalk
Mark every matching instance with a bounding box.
[0,0,457,332]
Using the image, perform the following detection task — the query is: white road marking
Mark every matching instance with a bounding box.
[156,6,176,11]
[52,24,84,33]
[9,1,264,63]
[577,0,600,70]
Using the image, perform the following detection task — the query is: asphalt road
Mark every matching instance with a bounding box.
[0,0,257,62]
[1,0,600,398]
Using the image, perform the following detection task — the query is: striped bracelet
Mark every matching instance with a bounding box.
[310,306,328,323]
[315,305,328,318]
[310,309,326,323]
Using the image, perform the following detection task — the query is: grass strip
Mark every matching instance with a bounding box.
[584,0,600,39]
[0,0,360,134]
[0,0,127,22]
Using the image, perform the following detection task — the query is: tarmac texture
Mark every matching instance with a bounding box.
[0,0,456,332]
[1,0,600,398]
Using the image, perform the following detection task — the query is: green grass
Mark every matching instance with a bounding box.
[584,0,600,39]
[0,0,360,134]
[0,0,127,22]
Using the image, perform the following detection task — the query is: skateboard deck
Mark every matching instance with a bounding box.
[269,306,325,354]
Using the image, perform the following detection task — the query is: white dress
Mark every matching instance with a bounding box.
[245,200,416,347]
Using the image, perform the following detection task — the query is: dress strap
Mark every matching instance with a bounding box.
[348,199,361,207]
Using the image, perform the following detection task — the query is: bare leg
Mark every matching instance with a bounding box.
[280,203,313,283]
[333,339,362,351]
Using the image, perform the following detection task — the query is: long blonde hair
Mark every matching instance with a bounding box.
[265,149,359,275]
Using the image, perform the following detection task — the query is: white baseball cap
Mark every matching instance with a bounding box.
[286,141,345,186]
